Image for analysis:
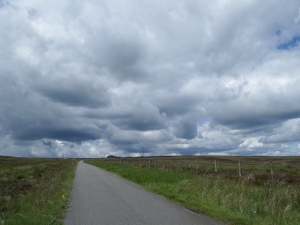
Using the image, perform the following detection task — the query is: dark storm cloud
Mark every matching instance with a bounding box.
[113,116,165,131]
[83,102,167,131]
[213,109,300,131]
[111,107,166,131]
[4,111,106,143]
[36,81,111,108]
[176,121,197,139]
[42,140,52,147]
[154,93,201,117]
[14,127,102,143]
[0,75,107,144]
[99,38,146,81]
[208,92,300,133]
[170,114,199,139]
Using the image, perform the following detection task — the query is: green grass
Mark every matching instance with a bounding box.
[86,160,300,225]
[0,157,78,225]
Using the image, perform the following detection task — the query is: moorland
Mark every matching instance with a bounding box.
[0,156,77,225]
[1,155,300,225]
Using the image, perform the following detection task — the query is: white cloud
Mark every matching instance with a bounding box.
[239,138,263,149]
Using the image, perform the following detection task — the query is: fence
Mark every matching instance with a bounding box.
[97,156,300,181]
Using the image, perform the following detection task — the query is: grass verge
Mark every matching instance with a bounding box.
[86,160,300,225]
[0,157,78,225]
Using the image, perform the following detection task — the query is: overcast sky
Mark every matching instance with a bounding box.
[1,0,300,158]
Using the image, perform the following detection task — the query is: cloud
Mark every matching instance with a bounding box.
[36,80,111,108]
[239,137,263,149]
[110,102,167,131]
[1,0,300,157]
[263,119,300,144]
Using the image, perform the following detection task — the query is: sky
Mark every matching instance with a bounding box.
[1,0,300,158]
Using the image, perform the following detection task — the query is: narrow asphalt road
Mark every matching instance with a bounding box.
[64,161,226,225]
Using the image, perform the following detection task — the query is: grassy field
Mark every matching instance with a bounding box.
[0,156,77,225]
[86,156,300,225]
[102,156,300,184]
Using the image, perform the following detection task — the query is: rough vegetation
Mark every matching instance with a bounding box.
[0,156,77,225]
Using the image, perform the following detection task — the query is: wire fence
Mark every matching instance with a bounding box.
[96,156,300,182]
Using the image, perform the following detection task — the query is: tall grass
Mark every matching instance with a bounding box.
[87,161,300,225]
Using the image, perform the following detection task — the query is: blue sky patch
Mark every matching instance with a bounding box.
[278,36,300,50]
[198,118,212,125]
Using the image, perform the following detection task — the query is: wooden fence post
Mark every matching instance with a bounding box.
[238,161,242,177]
[163,160,165,169]
[196,159,198,171]
[270,160,274,178]
[214,160,218,172]
[172,160,174,169]
[155,159,157,168]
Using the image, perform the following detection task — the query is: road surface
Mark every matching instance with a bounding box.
[64,161,226,225]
